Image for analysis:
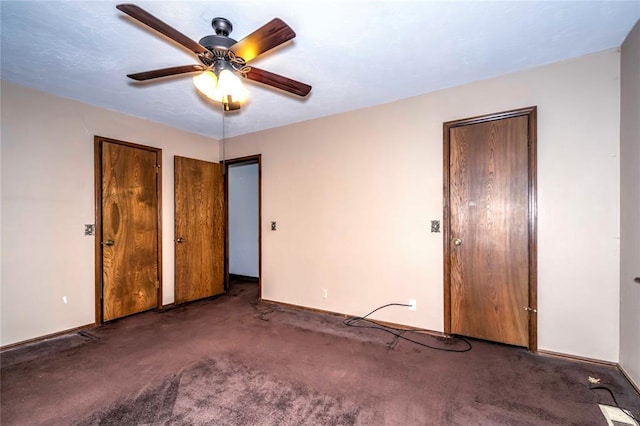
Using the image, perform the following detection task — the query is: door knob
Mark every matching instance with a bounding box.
[453,238,462,246]
[101,240,115,246]
[176,237,184,243]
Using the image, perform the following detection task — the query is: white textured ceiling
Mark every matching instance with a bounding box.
[1,1,639,139]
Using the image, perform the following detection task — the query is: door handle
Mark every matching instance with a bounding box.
[101,240,115,246]
[176,237,184,243]
[453,238,462,246]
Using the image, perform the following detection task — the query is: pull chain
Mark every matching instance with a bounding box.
[221,109,226,174]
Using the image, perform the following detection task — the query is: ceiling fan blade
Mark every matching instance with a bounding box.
[116,4,209,55]
[230,18,296,63]
[127,64,206,81]
[244,67,311,97]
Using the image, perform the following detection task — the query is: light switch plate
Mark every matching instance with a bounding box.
[84,224,95,236]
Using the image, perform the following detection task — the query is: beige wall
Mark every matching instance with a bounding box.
[225,49,621,362]
[0,81,219,346]
[0,47,626,365]
[620,20,640,387]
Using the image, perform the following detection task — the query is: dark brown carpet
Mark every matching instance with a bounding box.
[1,280,638,425]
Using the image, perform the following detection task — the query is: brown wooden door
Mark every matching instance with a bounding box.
[444,108,537,348]
[98,139,161,322]
[174,156,225,303]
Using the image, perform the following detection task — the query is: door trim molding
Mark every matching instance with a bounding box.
[442,106,537,351]
[223,154,262,298]
[94,136,163,324]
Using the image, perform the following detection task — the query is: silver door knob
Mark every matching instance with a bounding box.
[101,240,115,246]
[176,237,184,243]
[453,238,462,246]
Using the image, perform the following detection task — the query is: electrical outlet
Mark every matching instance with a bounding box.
[321,289,328,299]
[408,299,416,311]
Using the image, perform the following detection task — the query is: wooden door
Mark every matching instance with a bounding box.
[174,156,225,303]
[444,108,537,349]
[97,138,161,322]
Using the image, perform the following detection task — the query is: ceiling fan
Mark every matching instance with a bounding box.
[116,4,311,110]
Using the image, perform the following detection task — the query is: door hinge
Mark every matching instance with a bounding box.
[155,281,160,289]
[523,306,537,313]
[154,164,161,173]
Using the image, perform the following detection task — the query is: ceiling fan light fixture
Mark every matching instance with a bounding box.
[193,69,249,105]
[193,70,219,99]
[218,69,249,102]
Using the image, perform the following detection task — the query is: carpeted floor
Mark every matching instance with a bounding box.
[1,280,639,425]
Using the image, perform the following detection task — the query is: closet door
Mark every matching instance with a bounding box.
[97,137,161,321]
[174,156,225,303]
[444,108,537,349]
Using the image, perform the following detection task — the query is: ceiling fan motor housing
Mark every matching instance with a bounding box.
[199,34,237,51]
[199,17,237,52]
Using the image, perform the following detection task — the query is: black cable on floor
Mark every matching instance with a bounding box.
[589,384,638,421]
[343,303,472,353]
